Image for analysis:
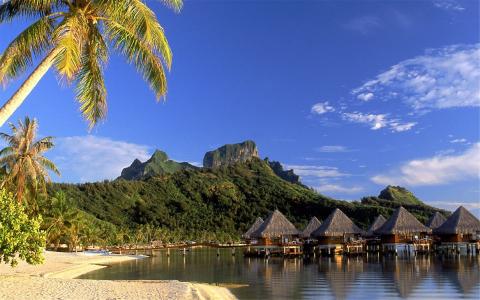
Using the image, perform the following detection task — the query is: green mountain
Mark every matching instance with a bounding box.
[378,185,424,206]
[203,140,259,168]
[50,158,447,238]
[119,150,197,180]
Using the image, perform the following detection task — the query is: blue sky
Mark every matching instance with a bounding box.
[0,0,479,214]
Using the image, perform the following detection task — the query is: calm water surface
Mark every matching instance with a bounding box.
[80,248,480,299]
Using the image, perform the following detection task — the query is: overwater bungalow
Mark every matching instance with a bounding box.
[311,208,365,256]
[301,216,322,240]
[365,215,387,252]
[246,210,301,257]
[243,217,264,244]
[426,212,447,229]
[433,206,480,255]
[375,206,432,255]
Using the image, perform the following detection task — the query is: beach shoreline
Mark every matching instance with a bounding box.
[0,251,237,300]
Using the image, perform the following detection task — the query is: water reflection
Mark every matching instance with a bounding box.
[80,248,480,300]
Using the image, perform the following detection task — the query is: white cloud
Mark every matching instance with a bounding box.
[433,0,465,11]
[389,121,417,132]
[284,164,348,178]
[357,92,374,101]
[342,112,417,132]
[54,136,150,182]
[342,112,388,130]
[450,138,467,144]
[343,15,381,35]
[372,143,480,186]
[316,145,349,153]
[314,184,363,194]
[352,44,480,111]
[311,101,335,115]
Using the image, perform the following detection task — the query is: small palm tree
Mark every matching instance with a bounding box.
[0,0,183,128]
[43,191,79,250]
[0,117,60,203]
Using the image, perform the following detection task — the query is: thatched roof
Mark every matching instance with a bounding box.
[366,215,387,236]
[375,206,431,235]
[243,217,263,239]
[251,210,299,238]
[426,212,446,229]
[301,216,322,238]
[311,208,364,237]
[434,206,480,235]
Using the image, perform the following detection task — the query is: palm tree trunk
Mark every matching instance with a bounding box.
[0,48,61,127]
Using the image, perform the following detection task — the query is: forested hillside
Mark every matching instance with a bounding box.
[49,158,447,239]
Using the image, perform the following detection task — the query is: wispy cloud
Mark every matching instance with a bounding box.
[54,136,151,182]
[311,101,335,115]
[314,184,363,194]
[433,0,465,11]
[284,164,348,178]
[343,15,381,35]
[450,138,468,144]
[372,143,480,186]
[352,44,480,112]
[342,112,388,130]
[315,145,350,153]
[357,92,374,102]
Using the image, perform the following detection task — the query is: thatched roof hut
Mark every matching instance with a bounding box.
[251,210,299,238]
[434,206,480,235]
[375,206,431,235]
[243,217,264,239]
[301,216,322,238]
[366,215,387,237]
[311,208,364,237]
[426,212,446,229]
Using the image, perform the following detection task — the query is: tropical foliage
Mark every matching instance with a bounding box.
[49,158,448,241]
[0,189,44,267]
[0,0,183,127]
[0,117,59,206]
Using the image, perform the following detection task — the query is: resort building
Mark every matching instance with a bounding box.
[311,208,365,255]
[300,216,322,240]
[375,206,432,256]
[426,212,447,230]
[365,215,387,252]
[243,217,264,244]
[247,210,301,257]
[433,206,480,255]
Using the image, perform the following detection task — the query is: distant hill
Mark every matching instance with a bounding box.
[203,140,259,168]
[119,150,197,180]
[50,158,448,237]
[378,185,424,206]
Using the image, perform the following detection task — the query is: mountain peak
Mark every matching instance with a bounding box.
[378,185,424,206]
[203,140,259,168]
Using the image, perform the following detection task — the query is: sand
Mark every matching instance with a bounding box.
[0,251,237,300]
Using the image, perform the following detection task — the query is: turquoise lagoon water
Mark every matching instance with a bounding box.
[79,248,480,300]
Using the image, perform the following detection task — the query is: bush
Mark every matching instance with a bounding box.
[0,189,45,267]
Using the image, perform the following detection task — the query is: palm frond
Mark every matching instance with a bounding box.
[0,16,54,85]
[75,23,107,127]
[160,0,183,13]
[53,15,88,81]
[37,156,60,175]
[105,21,167,100]
[101,0,173,68]
[0,0,60,23]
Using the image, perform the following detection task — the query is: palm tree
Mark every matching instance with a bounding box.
[0,117,59,204]
[0,0,183,128]
[43,191,79,250]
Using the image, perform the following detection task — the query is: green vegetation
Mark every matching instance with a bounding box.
[120,150,197,180]
[49,158,447,241]
[0,0,183,127]
[0,189,44,267]
[0,117,59,206]
[377,185,424,205]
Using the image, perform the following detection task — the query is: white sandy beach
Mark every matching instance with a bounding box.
[0,251,237,300]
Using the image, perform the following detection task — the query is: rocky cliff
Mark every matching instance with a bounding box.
[203,140,259,168]
[119,150,197,180]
